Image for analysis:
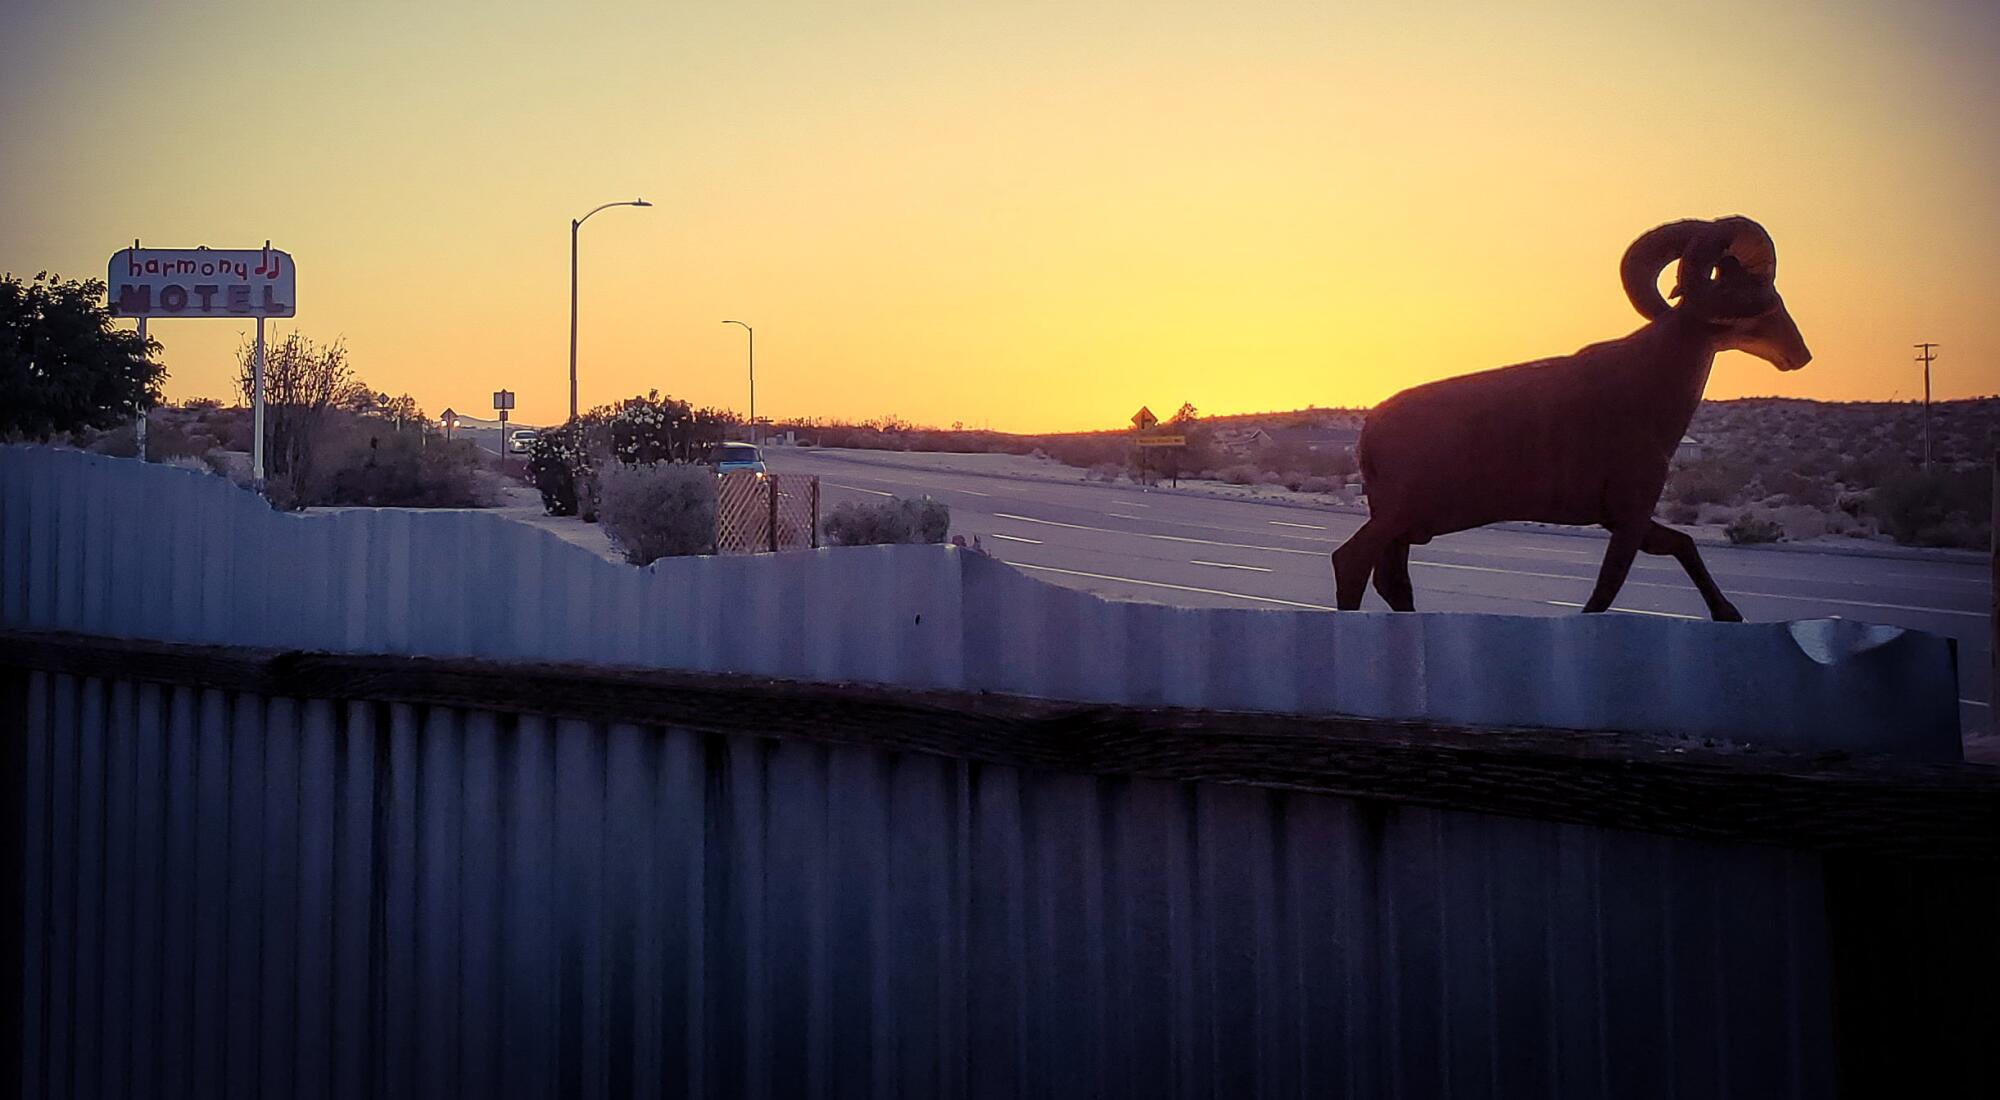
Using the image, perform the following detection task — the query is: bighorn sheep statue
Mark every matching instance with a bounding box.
[1331,216,1809,621]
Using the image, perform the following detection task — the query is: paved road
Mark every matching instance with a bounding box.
[771,447,1995,735]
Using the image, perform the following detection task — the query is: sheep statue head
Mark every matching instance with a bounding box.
[1619,216,1811,372]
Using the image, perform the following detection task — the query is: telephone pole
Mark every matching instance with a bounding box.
[1916,342,1939,471]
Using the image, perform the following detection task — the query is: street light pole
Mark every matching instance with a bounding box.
[723,319,753,441]
[569,198,651,422]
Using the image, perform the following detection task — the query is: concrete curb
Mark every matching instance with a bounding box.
[786,448,1989,566]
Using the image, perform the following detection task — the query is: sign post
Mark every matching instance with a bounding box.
[108,241,296,486]
[493,390,515,456]
[134,317,149,460]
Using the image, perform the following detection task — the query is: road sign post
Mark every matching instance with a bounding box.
[493,390,515,457]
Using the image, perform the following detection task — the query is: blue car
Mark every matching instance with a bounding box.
[709,442,767,476]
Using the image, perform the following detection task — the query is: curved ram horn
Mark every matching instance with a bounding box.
[1671,216,1777,304]
[1620,219,1711,319]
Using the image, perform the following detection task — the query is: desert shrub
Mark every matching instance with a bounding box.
[163,454,212,474]
[1660,500,1700,525]
[1771,469,1833,508]
[321,433,486,508]
[1298,475,1341,494]
[262,471,305,512]
[1255,471,1286,487]
[1869,467,1992,549]
[1220,465,1260,486]
[1773,504,1829,541]
[143,414,217,462]
[1837,448,1911,490]
[1669,457,1756,506]
[204,448,252,485]
[598,463,717,564]
[822,497,950,546]
[1087,462,1123,482]
[1724,512,1784,545]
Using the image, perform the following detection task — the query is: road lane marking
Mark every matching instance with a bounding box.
[994,512,1109,531]
[1115,501,1151,507]
[970,504,1987,620]
[951,488,992,497]
[1962,699,1991,708]
[1191,560,1275,573]
[1001,561,1336,611]
[1438,559,1985,617]
[1270,521,1326,530]
[1546,600,1702,620]
[1721,589,1987,618]
[829,482,894,497]
[988,532,1043,544]
[1414,559,1583,582]
[1147,533,1322,556]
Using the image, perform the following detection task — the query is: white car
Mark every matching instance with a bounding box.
[507,428,538,454]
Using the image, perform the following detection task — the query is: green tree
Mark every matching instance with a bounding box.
[0,273,164,438]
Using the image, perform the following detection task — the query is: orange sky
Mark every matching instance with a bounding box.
[4,1,1996,432]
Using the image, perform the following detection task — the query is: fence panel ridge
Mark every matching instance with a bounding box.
[0,444,1964,759]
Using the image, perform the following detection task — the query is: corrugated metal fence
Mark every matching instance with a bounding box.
[13,665,1858,1099]
[0,448,1961,758]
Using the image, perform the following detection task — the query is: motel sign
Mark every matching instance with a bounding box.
[107,240,297,484]
[107,244,296,318]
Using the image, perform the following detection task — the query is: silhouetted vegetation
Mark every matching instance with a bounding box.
[0,273,163,438]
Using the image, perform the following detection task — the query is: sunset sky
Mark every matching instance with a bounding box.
[4,0,1996,432]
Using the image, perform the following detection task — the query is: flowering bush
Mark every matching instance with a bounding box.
[528,392,743,516]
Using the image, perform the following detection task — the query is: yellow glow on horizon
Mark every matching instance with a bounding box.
[3,0,1995,432]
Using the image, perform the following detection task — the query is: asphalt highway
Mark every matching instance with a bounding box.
[771,446,1995,736]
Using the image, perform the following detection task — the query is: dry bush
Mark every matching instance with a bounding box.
[320,432,486,508]
[1725,512,1785,545]
[822,497,950,546]
[598,463,717,564]
[1773,504,1829,541]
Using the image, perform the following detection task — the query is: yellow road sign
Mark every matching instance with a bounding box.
[1134,434,1186,447]
[1131,406,1158,430]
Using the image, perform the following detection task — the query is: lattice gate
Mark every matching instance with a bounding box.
[716,471,820,553]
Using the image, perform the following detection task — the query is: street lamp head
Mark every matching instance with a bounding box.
[632,199,652,207]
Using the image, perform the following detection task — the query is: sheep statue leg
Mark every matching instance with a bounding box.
[1370,539,1416,612]
[1581,523,1648,613]
[1641,521,1744,622]
[1331,520,1389,610]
